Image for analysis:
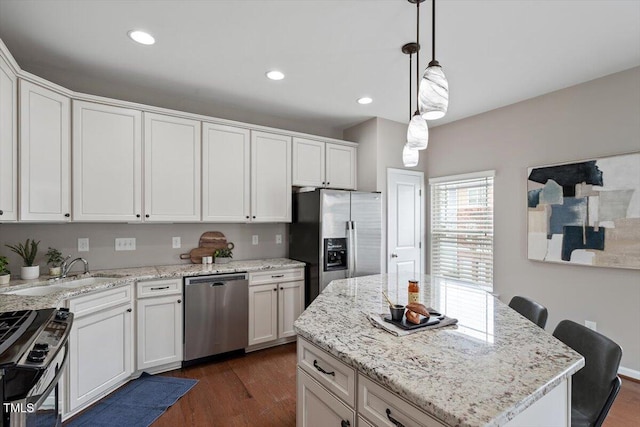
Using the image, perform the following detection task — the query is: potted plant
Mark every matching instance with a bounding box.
[0,255,10,285]
[214,247,233,264]
[5,239,40,280]
[45,247,65,277]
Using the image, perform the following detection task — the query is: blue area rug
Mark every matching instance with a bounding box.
[67,372,198,427]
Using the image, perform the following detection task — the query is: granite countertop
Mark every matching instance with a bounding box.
[294,273,584,427]
[0,258,304,312]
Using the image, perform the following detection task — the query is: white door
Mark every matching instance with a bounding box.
[202,123,250,222]
[292,137,325,187]
[325,143,356,190]
[72,101,142,221]
[387,168,424,276]
[144,112,201,222]
[19,81,71,221]
[297,368,355,427]
[136,295,183,370]
[0,55,17,222]
[278,280,304,338]
[251,131,291,222]
[248,283,278,346]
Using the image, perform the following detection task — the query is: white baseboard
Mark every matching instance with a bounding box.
[619,366,640,380]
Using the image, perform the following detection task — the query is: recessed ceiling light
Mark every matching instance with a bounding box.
[128,30,155,45]
[357,97,373,105]
[266,70,285,81]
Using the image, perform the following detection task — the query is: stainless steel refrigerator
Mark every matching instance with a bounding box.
[289,189,382,306]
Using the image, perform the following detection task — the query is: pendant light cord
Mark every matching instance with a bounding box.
[432,0,436,62]
[409,53,413,120]
[415,1,420,114]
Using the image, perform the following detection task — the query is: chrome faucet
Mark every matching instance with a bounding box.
[61,257,90,278]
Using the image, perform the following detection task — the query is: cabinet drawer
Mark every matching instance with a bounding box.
[297,368,355,427]
[250,268,303,285]
[358,375,446,427]
[298,337,356,408]
[137,278,182,298]
[68,284,132,318]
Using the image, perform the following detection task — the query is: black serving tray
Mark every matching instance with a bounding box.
[383,314,441,330]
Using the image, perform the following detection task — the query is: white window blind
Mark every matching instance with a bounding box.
[430,171,494,288]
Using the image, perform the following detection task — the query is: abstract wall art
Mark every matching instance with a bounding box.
[527,152,640,270]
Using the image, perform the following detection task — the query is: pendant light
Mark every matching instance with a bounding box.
[419,0,449,120]
[406,1,428,150]
[402,44,420,167]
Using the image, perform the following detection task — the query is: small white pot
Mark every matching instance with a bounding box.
[215,257,231,264]
[21,265,40,280]
[0,274,10,285]
[49,266,61,277]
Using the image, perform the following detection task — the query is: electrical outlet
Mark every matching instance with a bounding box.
[252,235,259,245]
[275,234,282,244]
[172,237,181,249]
[78,238,89,252]
[585,320,597,331]
[115,238,136,251]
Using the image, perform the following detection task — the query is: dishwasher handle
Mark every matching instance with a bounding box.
[210,282,226,287]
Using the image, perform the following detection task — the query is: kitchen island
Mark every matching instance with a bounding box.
[294,273,584,427]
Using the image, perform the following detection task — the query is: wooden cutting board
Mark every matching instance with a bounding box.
[180,232,235,264]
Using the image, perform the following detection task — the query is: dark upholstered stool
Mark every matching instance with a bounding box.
[553,320,623,427]
[508,296,548,328]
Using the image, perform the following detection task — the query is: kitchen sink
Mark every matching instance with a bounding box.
[2,277,119,296]
[4,286,65,296]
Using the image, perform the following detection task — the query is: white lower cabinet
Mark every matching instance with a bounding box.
[65,285,134,416]
[297,368,355,427]
[136,279,183,372]
[248,268,304,349]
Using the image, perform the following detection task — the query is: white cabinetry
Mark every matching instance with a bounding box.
[19,80,70,221]
[0,53,17,222]
[136,278,183,372]
[297,368,355,427]
[72,101,142,221]
[292,137,356,190]
[248,268,304,349]
[144,113,201,222]
[251,131,292,222]
[202,123,250,222]
[65,285,134,416]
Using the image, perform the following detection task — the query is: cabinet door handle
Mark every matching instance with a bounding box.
[313,359,335,376]
[273,288,277,292]
[136,214,141,218]
[145,214,150,218]
[64,213,70,217]
[0,210,3,215]
[150,286,170,291]
[177,299,182,303]
[280,286,283,290]
[386,409,405,427]
[246,216,250,219]
[252,216,256,219]
[391,253,398,258]
[271,274,284,278]
[127,308,132,313]
[341,421,350,427]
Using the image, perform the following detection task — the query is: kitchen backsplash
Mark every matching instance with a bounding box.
[0,223,288,271]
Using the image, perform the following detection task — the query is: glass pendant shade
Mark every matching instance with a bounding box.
[419,64,449,120]
[402,143,419,167]
[406,113,429,150]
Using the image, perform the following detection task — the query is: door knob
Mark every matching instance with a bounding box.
[391,253,398,258]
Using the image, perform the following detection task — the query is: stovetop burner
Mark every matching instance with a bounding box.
[0,310,37,357]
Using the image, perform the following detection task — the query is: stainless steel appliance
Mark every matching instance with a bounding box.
[0,308,73,427]
[290,189,382,306]
[183,273,248,364]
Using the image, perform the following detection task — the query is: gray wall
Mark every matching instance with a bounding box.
[425,67,640,373]
[0,222,288,272]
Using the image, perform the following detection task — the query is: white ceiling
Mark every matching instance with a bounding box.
[0,0,639,135]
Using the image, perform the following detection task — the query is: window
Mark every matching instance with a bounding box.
[430,170,494,288]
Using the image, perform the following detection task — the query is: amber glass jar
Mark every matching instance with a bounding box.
[408,280,420,304]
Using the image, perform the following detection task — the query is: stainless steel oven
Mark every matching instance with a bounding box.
[1,308,73,427]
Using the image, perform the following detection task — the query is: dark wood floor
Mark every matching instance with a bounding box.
[154,343,640,427]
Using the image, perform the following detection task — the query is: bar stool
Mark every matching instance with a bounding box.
[508,296,548,328]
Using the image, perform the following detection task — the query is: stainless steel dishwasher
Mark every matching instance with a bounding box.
[183,273,248,363]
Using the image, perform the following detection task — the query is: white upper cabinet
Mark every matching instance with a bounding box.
[72,101,142,222]
[251,131,292,222]
[0,54,17,222]
[202,123,250,222]
[292,138,356,190]
[144,113,201,222]
[325,143,356,190]
[19,80,71,221]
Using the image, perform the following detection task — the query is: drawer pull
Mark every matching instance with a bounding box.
[150,286,170,291]
[271,274,285,278]
[313,359,335,377]
[386,408,405,427]
[341,420,350,427]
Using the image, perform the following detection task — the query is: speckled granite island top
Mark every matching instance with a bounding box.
[0,258,304,312]
[294,273,584,427]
